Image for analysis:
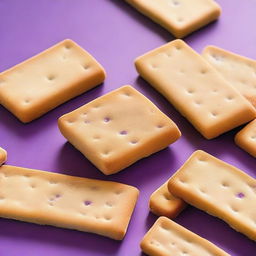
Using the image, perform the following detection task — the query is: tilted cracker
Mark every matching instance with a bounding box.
[125,0,221,38]
[58,85,181,175]
[203,46,256,107]
[135,40,256,139]
[0,39,106,123]
[235,119,256,157]
[168,150,256,241]
[0,165,139,240]
[141,217,230,256]
[149,181,186,218]
[0,147,7,166]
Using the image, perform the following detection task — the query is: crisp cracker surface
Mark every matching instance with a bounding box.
[141,217,230,256]
[58,85,181,175]
[135,40,256,139]
[168,150,256,241]
[0,39,106,123]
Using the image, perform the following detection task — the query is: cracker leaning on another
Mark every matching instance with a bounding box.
[235,119,256,157]
[135,40,256,139]
[0,165,139,240]
[203,45,256,108]
[0,147,7,165]
[58,85,181,175]
[125,0,221,38]
[0,39,106,123]
[141,217,230,256]
[168,150,256,241]
[149,181,186,218]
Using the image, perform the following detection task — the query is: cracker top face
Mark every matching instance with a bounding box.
[169,150,256,240]
[0,39,106,122]
[126,0,221,38]
[0,165,139,240]
[58,85,181,174]
[141,217,230,256]
[203,46,256,107]
[135,40,256,139]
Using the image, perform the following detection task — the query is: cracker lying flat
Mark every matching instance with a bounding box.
[125,0,221,38]
[141,217,229,256]
[0,165,139,240]
[135,40,256,139]
[149,181,186,218]
[0,147,7,166]
[0,39,106,123]
[168,150,256,241]
[203,46,256,107]
[58,85,181,175]
[235,120,256,157]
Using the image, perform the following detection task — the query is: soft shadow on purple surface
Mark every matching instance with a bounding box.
[0,219,121,255]
[108,0,174,42]
[56,141,179,188]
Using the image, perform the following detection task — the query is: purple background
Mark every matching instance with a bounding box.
[0,0,255,255]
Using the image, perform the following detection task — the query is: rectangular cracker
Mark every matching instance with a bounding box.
[58,85,181,175]
[235,119,256,157]
[125,0,221,38]
[0,165,139,240]
[0,147,7,166]
[135,40,256,139]
[168,150,256,241]
[0,39,106,123]
[140,216,230,256]
[202,45,256,107]
[149,181,186,218]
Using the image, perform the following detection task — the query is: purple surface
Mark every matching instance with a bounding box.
[0,0,255,255]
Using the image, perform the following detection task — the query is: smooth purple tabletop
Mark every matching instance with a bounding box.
[0,0,255,255]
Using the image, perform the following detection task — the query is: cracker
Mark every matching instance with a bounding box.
[140,216,230,256]
[0,147,7,166]
[135,40,256,139]
[58,85,181,175]
[235,119,256,157]
[149,181,186,218]
[125,0,221,38]
[168,150,256,241]
[0,165,139,240]
[0,39,106,123]
[203,45,256,107]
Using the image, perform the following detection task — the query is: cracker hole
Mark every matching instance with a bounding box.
[65,45,71,50]
[48,202,54,206]
[211,54,222,62]
[30,184,36,189]
[24,99,30,104]
[165,52,172,57]
[93,135,101,140]
[55,194,61,198]
[199,188,206,194]
[82,112,87,116]
[211,111,218,117]
[221,182,229,188]
[226,95,234,101]
[115,190,122,195]
[83,64,90,70]
[179,69,185,74]
[171,242,176,246]
[84,200,92,206]
[160,224,169,231]
[103,150,110,156]
[230,206,239,213]
[179,178,186,184]
[151,64,158,69]
[201,69,207,74]
[186,89,194,94]
[84,120,90,124]
[0,196,5,201]
[236,192,245,199]
[172,0,180,6]
[251,135,256,140]
[105,202,113,207]
[123,92,131,97]
[90,186,99,191]
[194,100,202,106]
[119,130,128,135]
[175,45,181,50]
[47,75,55,81]
[157,124,164,128]
[130,140,138,145]
[104,117,111,123]
[212,89,218,93]
[198,157,206,162]
[104,216,112,221]
[49,180,57,185]
[67,120,74,124]
[177,17,184,22]
[93,105,100,109]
